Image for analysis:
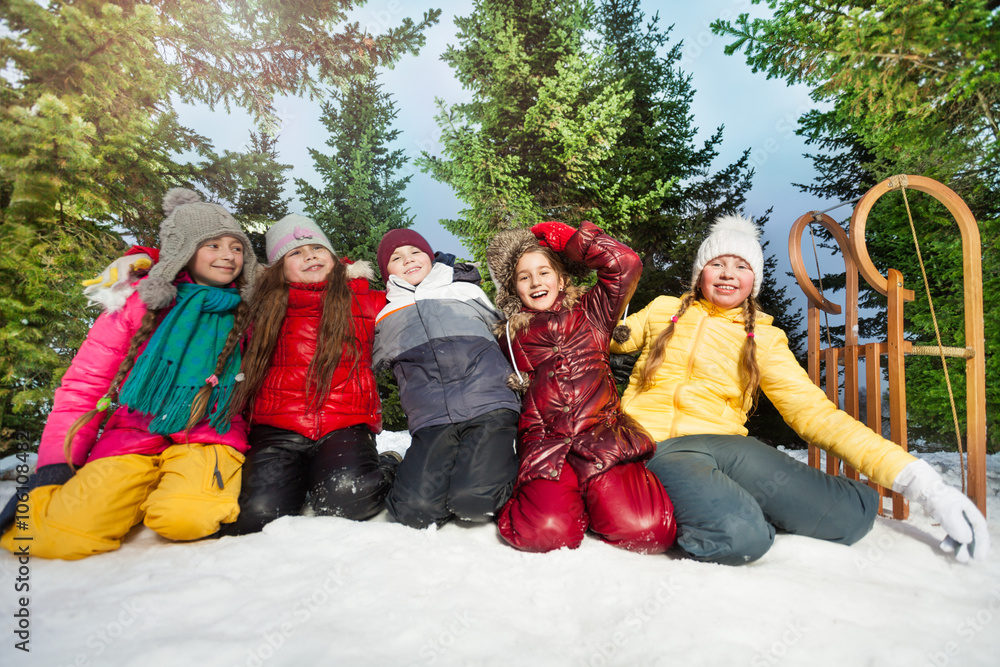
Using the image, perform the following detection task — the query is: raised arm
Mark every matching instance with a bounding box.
[533,221,642,334]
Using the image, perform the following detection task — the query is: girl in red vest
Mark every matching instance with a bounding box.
[223,215,397,533]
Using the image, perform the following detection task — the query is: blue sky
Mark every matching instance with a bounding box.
[178,0,845,321]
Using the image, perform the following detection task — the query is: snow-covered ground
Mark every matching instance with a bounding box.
[1,434,998,667]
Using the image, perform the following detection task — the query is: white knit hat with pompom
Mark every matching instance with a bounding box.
[138,188,258,308]
[691,213,764,297]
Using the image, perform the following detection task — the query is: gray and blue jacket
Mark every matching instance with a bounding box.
[373,262,521,434]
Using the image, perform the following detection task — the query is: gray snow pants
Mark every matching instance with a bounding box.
[646,434,879,565]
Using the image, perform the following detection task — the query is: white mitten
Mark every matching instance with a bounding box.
[892,459,989,563]
[82,253,154,312]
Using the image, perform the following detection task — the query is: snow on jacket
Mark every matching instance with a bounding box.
[38,279,249,469]
[372,262,520,434]
[610,296,916,488]
[250,268,386,438]
[498,222,654,487]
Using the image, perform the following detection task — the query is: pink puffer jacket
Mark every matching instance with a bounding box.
[37,282,249,468]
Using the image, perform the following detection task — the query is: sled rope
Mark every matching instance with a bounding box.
[898,184,967,492]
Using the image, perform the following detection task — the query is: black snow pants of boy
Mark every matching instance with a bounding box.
[387,408,519,529]
[224,423,399,535]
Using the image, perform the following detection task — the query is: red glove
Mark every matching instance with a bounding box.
[531,221,577,253]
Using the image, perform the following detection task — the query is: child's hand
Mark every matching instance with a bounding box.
[0,463,75,532]
[894,459,990,563]
[531,221,577,253]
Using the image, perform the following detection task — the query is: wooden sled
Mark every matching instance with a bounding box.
[789,175,986,518]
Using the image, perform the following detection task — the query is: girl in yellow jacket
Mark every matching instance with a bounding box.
[611,214,988,565]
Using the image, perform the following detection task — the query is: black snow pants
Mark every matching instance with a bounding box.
[386,408,519,529]
[224,423,399,535]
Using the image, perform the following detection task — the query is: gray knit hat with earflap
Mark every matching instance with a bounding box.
[691,213,764,298]
[138,188,258,309]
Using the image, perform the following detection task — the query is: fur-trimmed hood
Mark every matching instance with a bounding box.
[486,226,630,343]
[486,227,590,321]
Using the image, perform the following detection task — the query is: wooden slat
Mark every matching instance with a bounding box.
[824,347,842,477]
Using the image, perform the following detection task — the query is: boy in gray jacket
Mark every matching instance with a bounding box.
[373,229,520,528]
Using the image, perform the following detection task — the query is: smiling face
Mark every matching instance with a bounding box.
[514,250,566,311]
[386,244,433,286]
[186,235,245,287]
[282,243,335,283]
[699,254,754,310]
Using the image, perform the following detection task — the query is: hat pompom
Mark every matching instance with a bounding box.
[612,324,631,344]
[710,213,761,240]
[506,372,530,394]
[137,276,177,310]
[162,188,202,217]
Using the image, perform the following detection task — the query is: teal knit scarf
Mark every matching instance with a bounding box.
[119,282,242,435]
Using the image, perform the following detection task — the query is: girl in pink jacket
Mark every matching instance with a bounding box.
[0,189,258,560]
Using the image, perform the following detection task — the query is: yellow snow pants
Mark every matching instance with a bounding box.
[0,443,243,560]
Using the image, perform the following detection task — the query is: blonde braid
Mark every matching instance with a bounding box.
[63,308,161,467]
[636,291,697,394]
[739,295,761,409]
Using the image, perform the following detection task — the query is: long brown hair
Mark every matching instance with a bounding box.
[65,270,250,466]
[636,284,761,408]
[227,256,358,419]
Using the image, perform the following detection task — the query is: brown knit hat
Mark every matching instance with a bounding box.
[138,188,258,308]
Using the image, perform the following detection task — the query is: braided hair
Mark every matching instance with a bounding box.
[635,291,697,394]
[635,287,762,409]
[64,271,251,465]
[63,308,161,467]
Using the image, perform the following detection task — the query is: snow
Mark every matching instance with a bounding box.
[2,435,998,667]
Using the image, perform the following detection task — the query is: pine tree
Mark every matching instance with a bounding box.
[594,0,758,308]
[711,0,999,217]
[417,0,654,269]
[233,130,293,263]
[296,68,414,268]
[713,0,1000,450]
[0,1,438,452]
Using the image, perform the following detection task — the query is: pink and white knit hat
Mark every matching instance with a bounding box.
[264,214,336,264]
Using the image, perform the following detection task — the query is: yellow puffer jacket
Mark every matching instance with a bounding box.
[611,296,915,488]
